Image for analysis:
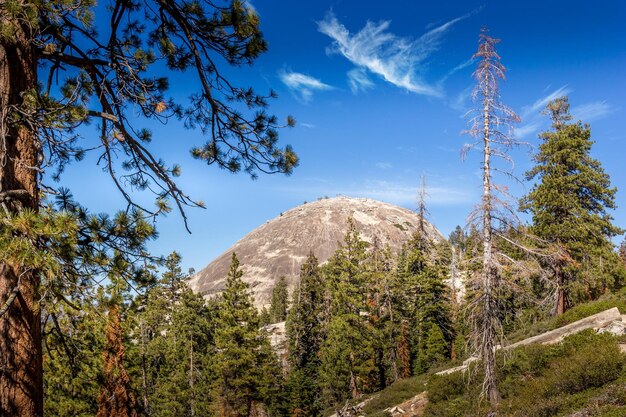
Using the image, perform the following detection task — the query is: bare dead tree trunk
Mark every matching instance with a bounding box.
[464,30,520,410]
[480,74,501,408]
[417,175,427,235]
[349,352,359,399]
[0,9,43,417]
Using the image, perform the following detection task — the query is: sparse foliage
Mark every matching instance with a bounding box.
[463,28,522,407]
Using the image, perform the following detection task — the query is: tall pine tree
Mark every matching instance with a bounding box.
[319,219,375,404]
[286,253,327,417]
[132,252,215,417]
[214,253,280,417]
[96,304,138,417]
[522,97,624,313]
[269,276,289,324]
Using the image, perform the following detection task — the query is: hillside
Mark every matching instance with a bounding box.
[332,290,626,417]
[187,196,445,307]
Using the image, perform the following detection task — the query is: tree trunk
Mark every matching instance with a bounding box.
[555,268,567,315]
[0,12,42,417]
[481,79,500,408]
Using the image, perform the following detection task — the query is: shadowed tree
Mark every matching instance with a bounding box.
[269,276,289,323]
[0,1,296,414]
[286,253,327,417]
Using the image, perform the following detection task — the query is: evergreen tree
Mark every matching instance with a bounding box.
[43,298,105,417]
[0,2,297,412]
[522,97,625,313]
[38,192,158,417]
[421,325,448,369]
[394,233,453,375]
[97,305,138,417]
[269,276,289,323]
[214,253,279,417]
[132,252,216,417]
[449,225,466,253]
[286,253,327,416]
[364,241,396,389]
[259,307,272,327]
[319,219,375,404]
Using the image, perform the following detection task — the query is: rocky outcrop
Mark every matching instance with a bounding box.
[385,392,428,417]
[187,196,445,308]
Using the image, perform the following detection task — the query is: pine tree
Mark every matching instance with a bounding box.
[364,241,396,389]
[129,252,217,417]
[522,97,624,313]
[96,305,138,417]
[0,2,296,412]
[319,219,374,404]
[421,324,448,369]
[620,240,626,267]
[286,253,326,416]
[43,298,105,417]
[214,253,279,417]
[394,234,453,375]
[269,276,289,323]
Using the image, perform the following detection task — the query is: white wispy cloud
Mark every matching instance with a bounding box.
[521,85,572,118]
[317,11,470,97]
[515,86,572,139]
[515,86,616,139]
[449,86,473,112]
[280,179,474,207]
[572,101,616,122]
[347,68,374,93]
[279,70,333,102]
[347,180,474,206]
[514,121,543,139]
[375,162,393,170]
[439,58,475,85]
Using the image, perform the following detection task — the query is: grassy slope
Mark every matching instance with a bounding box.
[359,288,626,417]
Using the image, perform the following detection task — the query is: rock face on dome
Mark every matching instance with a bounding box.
[187,196,445,308]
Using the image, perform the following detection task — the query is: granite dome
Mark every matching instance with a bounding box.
[187,196,445,307]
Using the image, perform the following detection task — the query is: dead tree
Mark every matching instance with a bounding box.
[417,175,429,235]
[463,29,521,408]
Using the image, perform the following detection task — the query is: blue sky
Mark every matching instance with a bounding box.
[59,0,626,272]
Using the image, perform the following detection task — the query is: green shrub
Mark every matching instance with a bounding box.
[424,331,626,417]
[505,333,625,415]
[423,397,473,417]
[550,341,624,395]
[426,372,467,404]
[361,375,428,415]
[507,287,626,343]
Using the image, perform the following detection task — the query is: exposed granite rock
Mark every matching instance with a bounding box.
[187,196,445,308]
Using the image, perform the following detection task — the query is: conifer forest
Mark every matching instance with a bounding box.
[1,1,626,416]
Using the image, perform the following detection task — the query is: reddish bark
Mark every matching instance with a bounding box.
[0,8,42,416]
[96,306,138,417]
